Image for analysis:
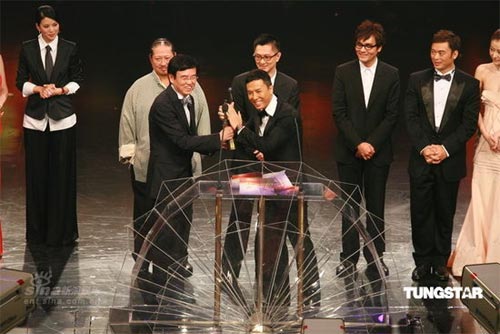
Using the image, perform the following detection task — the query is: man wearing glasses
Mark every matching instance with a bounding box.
[332,20,400,280]
[230,33,300,123]
[221,34,321,308]
[146,54,234,296]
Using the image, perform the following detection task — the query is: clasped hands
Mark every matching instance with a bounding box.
[356,142,375,160]
[485,131,500,152]
[38,84,65,99]
[422,144,447,164]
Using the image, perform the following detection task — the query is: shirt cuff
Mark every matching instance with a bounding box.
[441,145,450,158]
[23,82,36,97]
[65,82,80,95]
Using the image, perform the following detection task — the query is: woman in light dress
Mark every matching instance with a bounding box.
[450,29,500,277]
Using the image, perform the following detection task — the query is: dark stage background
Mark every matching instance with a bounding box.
[0,0,498,180]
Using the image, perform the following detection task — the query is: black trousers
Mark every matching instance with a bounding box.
[410,165,460,267]
[337,160,389,265]
[222,198,320,299]
[24,126,78,246]
[130,167,154,260]
[147,179,192,279]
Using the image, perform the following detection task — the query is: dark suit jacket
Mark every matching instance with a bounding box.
[231,70,300,122]
[231,70,302,162]
[236,100,300,162]
[147,85,221,198]
[16,38,83,120]
[332,59,400,166]
[405,68,480,181]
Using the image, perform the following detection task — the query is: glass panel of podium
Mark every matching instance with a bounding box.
[109,161,393,334]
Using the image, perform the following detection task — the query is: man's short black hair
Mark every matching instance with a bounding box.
[168,54,198,76]
[245,69,272,87]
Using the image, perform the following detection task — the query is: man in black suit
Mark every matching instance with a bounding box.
[332,20,400,278]
[222,34,321,306]
[231,33,300,123]
[225,69,299,307]
[405,30,480,282]
[146,54,233,287]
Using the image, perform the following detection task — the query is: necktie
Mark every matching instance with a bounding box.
[45,45,53,80]
[181,96,195,129]
[258,109,269,120]
[434,72,451,82]
[182,95,193,108]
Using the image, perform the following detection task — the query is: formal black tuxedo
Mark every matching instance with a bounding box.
[236,101,300,161]
[222,99,320,306]
[231,70,300,122]
[405,68,480,268]
[332,59,400,266]
[16,38,83,120]
[147,85,220,199]
[146,85,221,278]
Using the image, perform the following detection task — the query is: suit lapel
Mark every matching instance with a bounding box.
[367,64,382,109]
[352,63,366,111]
[439,72,465,132]
[168,87,191,131]
[274,72,284,95]
[420,73,436,130]
[189,100,196,134]
[51,39,69,81]
[28,41,46,81]
[263,102,282,135]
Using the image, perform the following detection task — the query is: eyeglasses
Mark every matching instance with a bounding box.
[253,52,279,63]
[178,75,198,82]
[355,42,378,51]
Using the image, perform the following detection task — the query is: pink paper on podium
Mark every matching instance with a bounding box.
[232,170,299,195]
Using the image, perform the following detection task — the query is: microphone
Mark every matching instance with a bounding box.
[222,87,236,151]
[292,109,304,191]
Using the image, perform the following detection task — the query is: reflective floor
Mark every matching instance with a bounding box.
[0,91,490,334]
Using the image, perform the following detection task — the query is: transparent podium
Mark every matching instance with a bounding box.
[109,161,391,334]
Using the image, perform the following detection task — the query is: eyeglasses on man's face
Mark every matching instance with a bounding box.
[178,75,198,82]
[355,42,378,51]
[253,52,279,63]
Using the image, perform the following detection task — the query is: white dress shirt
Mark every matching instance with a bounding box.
[172,87,192,126]
[258,94,278,136]
[360,58,378,108]
[433,69,455,129]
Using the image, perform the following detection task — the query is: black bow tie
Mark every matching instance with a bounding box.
[434,72,452,82]
[181,95,193,107]
[258,109,269,119]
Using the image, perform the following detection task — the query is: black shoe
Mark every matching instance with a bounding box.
[411,264,431,282]
[303,282,321,307]
[366,260,389,278]
[179,260,193,278]
[433,266,450,281]
[336,260,356,278]
[159,278,196,304]
[169,260,193,278]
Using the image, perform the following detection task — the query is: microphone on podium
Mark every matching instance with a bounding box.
[222,87,236,151]
[292,109,304,190]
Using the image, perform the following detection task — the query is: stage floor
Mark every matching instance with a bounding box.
[0,104,488,334]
